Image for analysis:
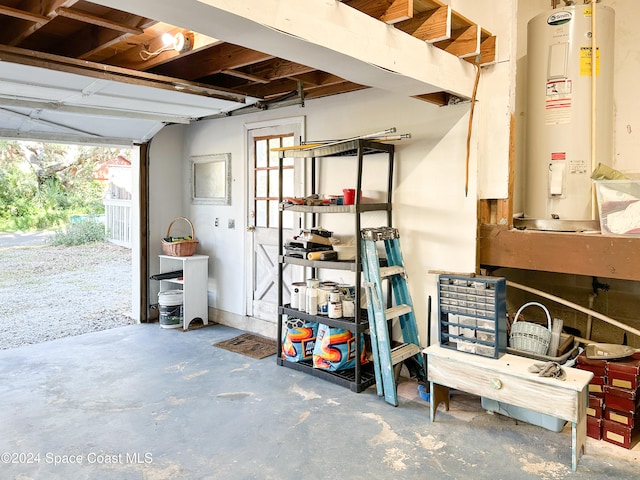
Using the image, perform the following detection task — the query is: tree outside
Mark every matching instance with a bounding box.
[0,140,133,239]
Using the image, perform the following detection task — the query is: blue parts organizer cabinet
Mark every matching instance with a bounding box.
[438,274,507,358]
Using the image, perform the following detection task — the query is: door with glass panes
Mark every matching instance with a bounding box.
[246,120,303,321]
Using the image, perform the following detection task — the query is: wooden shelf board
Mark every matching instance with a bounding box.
[479,224,640,282]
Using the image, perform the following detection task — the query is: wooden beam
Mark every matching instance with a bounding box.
[479,225,640,282]
[381,0,413,24]
[465,33,496,66]
[152,43,274,80]
[395,6,450,42]
[0,44,247,103]
[434,25,480,58]
[411,92,451,106]
[246,59,316,82]
[54,7,145,35]
[222,69,270,84]
[289,72,347,88]
[75,18,158,60]
[0,5,49,24]
[303,81,368,100]
[105,31,220,71]
[479,199,493,225]
[0,0,79,45]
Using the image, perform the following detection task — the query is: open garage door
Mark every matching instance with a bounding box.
[0,52,254,145]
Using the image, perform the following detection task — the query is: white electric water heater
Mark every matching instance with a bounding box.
[525,3,614,224]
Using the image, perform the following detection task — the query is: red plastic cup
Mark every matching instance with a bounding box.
[343,188,356,205]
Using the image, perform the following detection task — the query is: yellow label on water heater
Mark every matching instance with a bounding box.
[580,47,600,76]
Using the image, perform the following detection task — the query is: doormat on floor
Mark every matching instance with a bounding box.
[213,333,277,359]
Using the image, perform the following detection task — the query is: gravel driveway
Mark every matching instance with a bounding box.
[0,241,134,350]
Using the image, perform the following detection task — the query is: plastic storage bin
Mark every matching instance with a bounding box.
[481,397,567,432]
[594,180,640,235]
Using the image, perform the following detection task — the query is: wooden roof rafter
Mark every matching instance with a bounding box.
[343,0,496,107]
[0,0,80,46]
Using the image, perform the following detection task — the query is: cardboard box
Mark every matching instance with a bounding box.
[609,370,640,391]
[587,415,603,440]
[576,362,607,377]
[587,395,604,418]
[576,351,608,377]
[608,357,640,375]
[608,358,640,390]
[602,419,639,449]
[577,350,608,367]
[588,375,607,396]
[604,385,640,412]
[605,408,639,428]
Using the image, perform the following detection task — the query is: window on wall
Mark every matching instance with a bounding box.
[254,134,295,228]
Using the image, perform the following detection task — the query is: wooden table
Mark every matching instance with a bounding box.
[424,345,593,472]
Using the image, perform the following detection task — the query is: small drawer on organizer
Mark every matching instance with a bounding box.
[476,331,496,344]
[476,319,496,331]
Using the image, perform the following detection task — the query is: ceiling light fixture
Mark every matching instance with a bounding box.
[140,31,194,60]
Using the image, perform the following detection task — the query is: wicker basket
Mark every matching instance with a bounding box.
[509,301,553,355]
[161,217,198,257]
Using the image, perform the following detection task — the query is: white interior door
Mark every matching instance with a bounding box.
[245,118,304,321]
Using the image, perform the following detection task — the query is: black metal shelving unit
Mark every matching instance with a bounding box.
[276,139,395,392]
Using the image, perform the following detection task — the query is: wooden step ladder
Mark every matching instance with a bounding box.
[361,227,426,406]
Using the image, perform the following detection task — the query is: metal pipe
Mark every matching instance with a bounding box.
[506,280,640,339]
[590,0,598,219]
[586,293,596,339]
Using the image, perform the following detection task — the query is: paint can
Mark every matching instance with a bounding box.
[158,290,183,329]
[328,300,343,319]
[290,282,306,310]
[342,299,355,317]
[317,286,335,315]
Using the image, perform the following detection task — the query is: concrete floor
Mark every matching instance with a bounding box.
[1,324,638,480]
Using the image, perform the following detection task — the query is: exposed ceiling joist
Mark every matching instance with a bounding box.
[0,0,496,144]
[0,5,50,24]
[0,44,248,103]
[54,6,144,35]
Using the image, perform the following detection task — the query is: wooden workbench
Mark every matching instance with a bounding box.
[424,345,594,472]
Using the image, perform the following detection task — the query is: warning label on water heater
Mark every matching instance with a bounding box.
[580,47,600,76]
[545,80,572,125]
[569,159,587,175]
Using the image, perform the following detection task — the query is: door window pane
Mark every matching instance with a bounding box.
[268,200,279,228]
[256,200,267,228]
[256,170,267,197]
[256,139,268,168]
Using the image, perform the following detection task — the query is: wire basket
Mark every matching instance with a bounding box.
[509,301,552,355]
[161,217,198,257]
